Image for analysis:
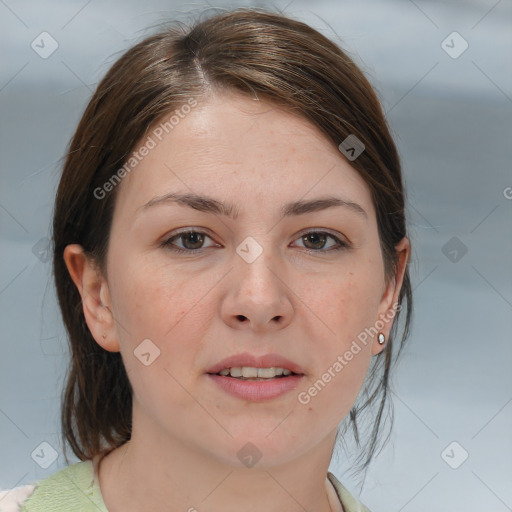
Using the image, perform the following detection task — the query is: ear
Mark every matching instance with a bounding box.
[372,237,410,355]
[63,244,120,352]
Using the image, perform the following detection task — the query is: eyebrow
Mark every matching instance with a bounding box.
[138,192,367,220]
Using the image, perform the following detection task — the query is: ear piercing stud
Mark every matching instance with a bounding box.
[378,332,385,345]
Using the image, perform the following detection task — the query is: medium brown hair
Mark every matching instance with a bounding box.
[52,7,412,476]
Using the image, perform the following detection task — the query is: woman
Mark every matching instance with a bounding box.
[1,7,412,511]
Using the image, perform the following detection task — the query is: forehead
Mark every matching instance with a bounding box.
[113,91,374,220]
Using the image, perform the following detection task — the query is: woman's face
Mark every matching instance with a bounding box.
[85,90,407,466]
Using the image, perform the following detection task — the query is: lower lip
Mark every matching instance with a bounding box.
[207,374,304,401]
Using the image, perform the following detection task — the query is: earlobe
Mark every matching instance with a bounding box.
[372,237,410,356]
[63,244,120,352]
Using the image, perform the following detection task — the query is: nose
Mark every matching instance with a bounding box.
[221,243,294,333]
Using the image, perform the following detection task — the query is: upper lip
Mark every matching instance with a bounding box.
[206,352,305,375]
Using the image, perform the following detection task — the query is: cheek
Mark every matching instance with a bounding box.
[107,252,221,395]
[315,259,383,343]
[109,254,202,341]
[298,285,376,425]
[108,257,206,415]
[300,257,383,408]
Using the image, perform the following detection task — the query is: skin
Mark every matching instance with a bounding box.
[64,89,409,512]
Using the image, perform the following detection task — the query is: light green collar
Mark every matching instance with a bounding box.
[327,471,372,512]
[22,459,370,512]
[22,458,107,512]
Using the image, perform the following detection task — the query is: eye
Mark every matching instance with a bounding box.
[161,229,349,255]
[161,230,218,254]
[292,231,349,254]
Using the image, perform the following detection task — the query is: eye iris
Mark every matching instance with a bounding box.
[181,231,204,250]
[303,232,327,250]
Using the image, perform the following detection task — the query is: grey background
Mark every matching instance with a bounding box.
[1,0,511,510]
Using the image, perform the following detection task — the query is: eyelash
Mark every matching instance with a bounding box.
[161,229,350,256]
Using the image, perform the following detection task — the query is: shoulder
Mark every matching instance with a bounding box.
[0,485,36,512]
[0,458,107,512]
[327,472,372,512]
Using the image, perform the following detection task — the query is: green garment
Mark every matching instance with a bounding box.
[15,459,370,511]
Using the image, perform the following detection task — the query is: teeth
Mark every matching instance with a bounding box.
[217,367,294,379]
[242,367,258,378]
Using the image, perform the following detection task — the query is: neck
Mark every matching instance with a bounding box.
[96,407,340,512]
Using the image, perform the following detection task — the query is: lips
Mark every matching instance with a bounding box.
[206,352,305,375]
